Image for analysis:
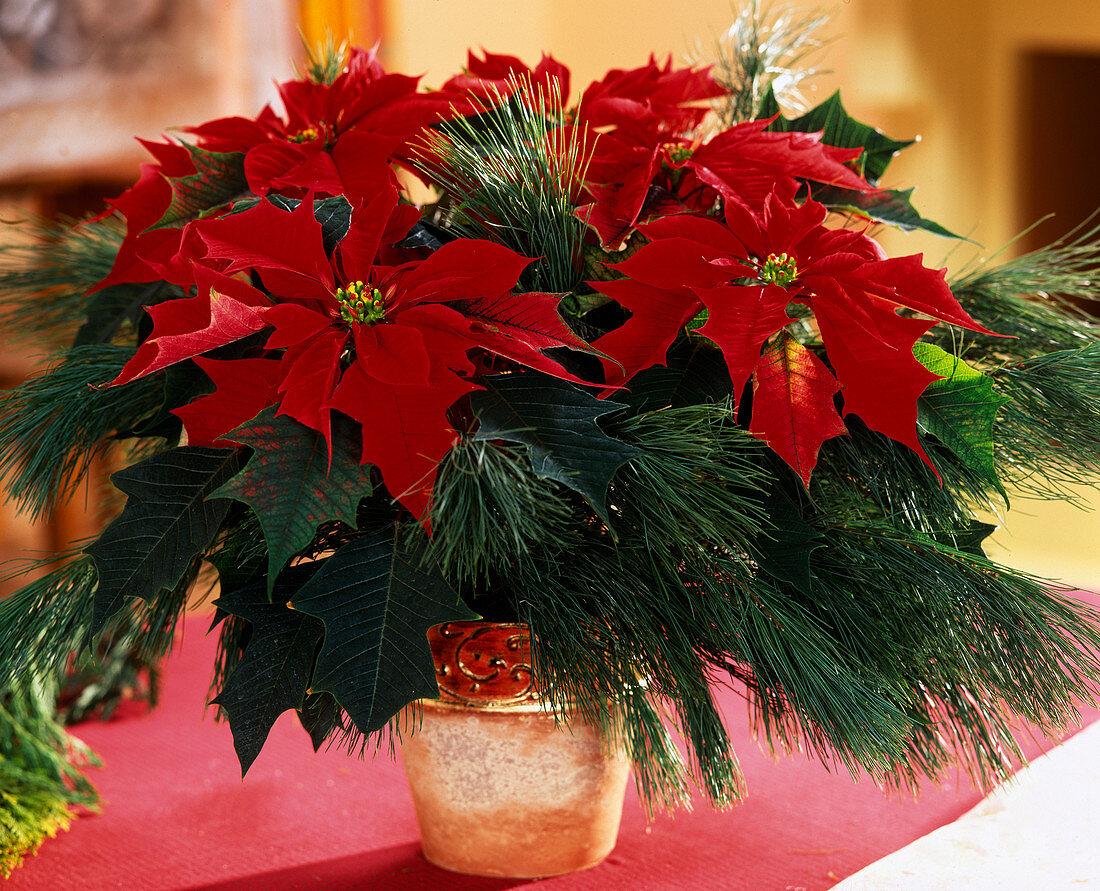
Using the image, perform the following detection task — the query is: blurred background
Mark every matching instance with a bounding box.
[0,0,1097,589]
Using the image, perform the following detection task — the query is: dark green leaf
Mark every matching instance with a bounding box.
[762,88,914,185]
[398,219,454,253]
[621,335,733,412]
[914,343,1011,501]
[212,409,375,592]
[145,143,247,231]
[754,490,823,595]
[229,195,353,254]
[932,521,998,558]
[73,283,154,347]
[206,521,267,595]
[309,196,354,254]
[290,525,477,735]
[298,691,340,751]
[85,447,244,633]
[811,183,966,240]
[211,583,325,774]
[471,373,641,526]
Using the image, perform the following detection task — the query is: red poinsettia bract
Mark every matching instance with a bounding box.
[97,47,447,292]
[108,188,592,519]
[188,46,447,200]
[581,117,876,251]
[595,187,996,485]
[441,49,571,109]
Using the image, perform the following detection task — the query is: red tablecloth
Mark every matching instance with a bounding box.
[8,596,1100,891]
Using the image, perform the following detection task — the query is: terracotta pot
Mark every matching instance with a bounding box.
[399,621,631,879]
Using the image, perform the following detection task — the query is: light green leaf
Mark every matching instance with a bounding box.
[914,343,1011,501]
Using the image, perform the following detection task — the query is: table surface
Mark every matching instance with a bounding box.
[8,597,1100,891]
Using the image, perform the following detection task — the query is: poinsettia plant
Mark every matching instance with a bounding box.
[3,8,1100,819]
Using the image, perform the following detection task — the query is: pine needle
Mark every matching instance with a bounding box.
[425,437,574,593]
[0,344,164,520]
[0,216,125,342]
[696,1,833,126]
[412,77,592,293]
[993,344,1100,497]
[0,680,100,877]
[300,31,349,86]
[941,214,1100,362]
[0,555,98,686]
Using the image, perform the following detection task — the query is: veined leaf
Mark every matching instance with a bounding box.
[212,409,375,593]
[810,183,965,240]
[146,143,246,232]
[914,343,1010,501]
[622,335,733,412]
[761,88,913,185]
[471,372,641,526]
[298,691,340,752]
[211,583,325,774]
[85,447,244,634]
[290,526,477,735]
[759,89,962,239]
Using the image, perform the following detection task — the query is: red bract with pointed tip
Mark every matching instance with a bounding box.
[750,332,847,487]
[96,48,450,293]
[577,54,724,132]
[595,187,996,483]
[189,46,448,200]
[580,117,875,251]
[108,186,591,520]
[94,139,208,289]
[441,49,571,107]
[439,49,718,132]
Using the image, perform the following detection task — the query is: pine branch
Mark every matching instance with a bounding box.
[412,78,592,293]
[0,538,198,701]
[0,555,98,686]
[696,1,832,127]
[793,520,1100,792]
[424,437,574,593]
[300,31,348,86]
[812,418,995,529]
[0,678,100,877]
[937,215,1100,363]
[493,403,771,810]
[0,216,125,343]
[0,761,80,878]
[992,343,1100,498]
[0,344,165,520]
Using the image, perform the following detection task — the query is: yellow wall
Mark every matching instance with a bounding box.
[378,0,1100,589]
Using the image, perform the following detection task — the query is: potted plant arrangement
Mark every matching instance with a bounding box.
[2,5,1100,879]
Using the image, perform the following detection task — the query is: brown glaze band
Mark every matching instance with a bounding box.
[427,621,538,707]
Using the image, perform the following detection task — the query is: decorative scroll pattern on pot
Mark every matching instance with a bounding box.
[428,621,537,706]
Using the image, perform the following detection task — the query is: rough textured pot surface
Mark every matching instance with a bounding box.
[400,621,631,879]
